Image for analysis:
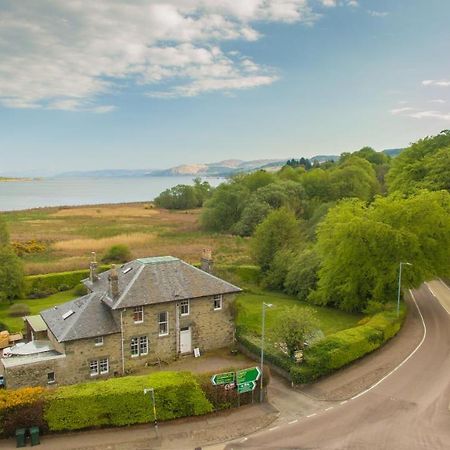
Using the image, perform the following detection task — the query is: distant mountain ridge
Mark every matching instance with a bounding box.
[55,148,404,178]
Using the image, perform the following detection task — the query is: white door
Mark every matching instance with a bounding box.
[180,327,192,354]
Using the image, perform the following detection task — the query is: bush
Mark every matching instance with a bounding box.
[73,283,88,296]
[11,240,46,257]
[8,303,30,317]
[44,372,212,431]
[24,266,109,298]
[101,244,131,264]
[0,387,45,437]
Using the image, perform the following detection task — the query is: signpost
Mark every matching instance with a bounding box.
[211,371,235,386]
[236,367,261,385]
[237,381,257,394]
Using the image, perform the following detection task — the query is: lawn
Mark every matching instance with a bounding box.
[1,203,251,275]
[0,289,78,333]
[236,288,363,339]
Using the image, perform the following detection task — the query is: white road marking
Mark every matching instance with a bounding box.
[269,426,279,431]
[428,281,450,315]
[240,437,248,442]
[325,407,334,411]
[288,419,298,424]
[340,400,348,405]
[306,413,317,418]
[351,289,427,400]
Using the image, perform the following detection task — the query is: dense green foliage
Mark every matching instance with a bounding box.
[155,178,213,210]
[312,190,450,311]
[387,130,450,194]
[44,372,212,431]
[0,219,24,303]
[25,266,109,298]
[101,244,131,263]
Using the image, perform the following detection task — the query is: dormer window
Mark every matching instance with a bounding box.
[133,306,144,323]
[94,336,103,346]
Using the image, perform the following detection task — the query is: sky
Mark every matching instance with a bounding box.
[1,0,450,175]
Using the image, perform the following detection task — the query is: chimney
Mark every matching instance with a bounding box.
[109,264,120,299]
[201,248,213,274]
[89,252,98,283]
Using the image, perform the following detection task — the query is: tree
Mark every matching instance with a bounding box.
[102,244,131,263]
[310,190,450,312]
[232,197,271,237]
[273,307,318,359]
[0,218,9,246]
[154,184,199,209]
[0,245,24,303]
[387,130,450,194]
[251,208,303,272]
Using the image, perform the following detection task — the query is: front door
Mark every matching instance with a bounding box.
[180,327,192,354]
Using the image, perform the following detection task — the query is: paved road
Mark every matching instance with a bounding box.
[227,282,450,450]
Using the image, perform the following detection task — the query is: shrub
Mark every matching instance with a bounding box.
[101,244,131,264]
[11,240,46,257]
[44,372,212,431]
[8,303,30,317]
[24,266,109,298]
[0,387,45,437]
[73,283,88,296]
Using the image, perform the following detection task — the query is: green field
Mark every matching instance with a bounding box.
[236,288,363,339]
[0,290,77,333]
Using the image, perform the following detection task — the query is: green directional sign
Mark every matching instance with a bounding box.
[211,371,235,386]
[237,367,261,384]
[237,381,257,394]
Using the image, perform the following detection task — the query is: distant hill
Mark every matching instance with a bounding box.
[55,148,404,179]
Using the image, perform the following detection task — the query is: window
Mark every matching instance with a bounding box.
[180,300,189,316]
[158,311,169,336]
[94,336,104,346]
[99,358,109,374]
[47,372,55,384]
[133,306,144,323]
[90,360,99,376]
[139,336,148,355]
[131,337,139,357]
[213,294,223,310]
[131,336,148,357]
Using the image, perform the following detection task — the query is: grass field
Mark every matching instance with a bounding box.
[1,203,251,274]
[236,288,363,339]
[0,289,78,332]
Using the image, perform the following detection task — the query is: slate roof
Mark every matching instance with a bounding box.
[84,256,242,310]
[40,292,120,342]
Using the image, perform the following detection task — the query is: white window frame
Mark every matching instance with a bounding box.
[90,360,99,376]
[94,336,104,346]
[213,294,223,311]
[180,299,189,316]
[139,336,148,356]
[158,311,169,336]
[131,337,139,357]
[133,306,144,323]
[47,372,56,384]
[99,358,109,375]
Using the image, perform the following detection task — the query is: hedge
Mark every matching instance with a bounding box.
[290,308,406,384]
[24,266,110,298]
[44,372,212,431]
[237,308,406,386]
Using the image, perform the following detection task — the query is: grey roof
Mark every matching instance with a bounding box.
[84,256,241,310]
[41,292,120,343]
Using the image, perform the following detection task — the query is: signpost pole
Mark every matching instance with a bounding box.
[144,388,158,437]
[260,302,272,403]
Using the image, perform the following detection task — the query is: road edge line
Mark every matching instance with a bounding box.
[351,289,426,400]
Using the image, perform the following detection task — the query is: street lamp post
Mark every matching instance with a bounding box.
[144,388,158,436]
[397,262,412,317]
[260,302,272,403]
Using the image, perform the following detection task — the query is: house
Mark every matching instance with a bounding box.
[0,251,241,389]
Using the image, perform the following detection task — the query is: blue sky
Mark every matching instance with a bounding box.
[1,0,449,175]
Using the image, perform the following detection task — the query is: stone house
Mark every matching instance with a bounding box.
[0,253,241,389]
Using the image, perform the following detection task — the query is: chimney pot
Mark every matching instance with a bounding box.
[109,264,120,299]
[201,248,213,273]
[90,252,98,282]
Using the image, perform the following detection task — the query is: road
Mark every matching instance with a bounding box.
[227,282,450,450]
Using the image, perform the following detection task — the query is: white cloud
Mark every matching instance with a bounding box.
[430,99,446,104]
[390,107,415,115]
[346,0,359,7]
[320,0,337,7]
[0,0,320,111]
[368,10,389,17]
[408,110,450,121]
[422,79,450,87]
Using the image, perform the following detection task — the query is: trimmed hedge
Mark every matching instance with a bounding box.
[44,372,212,431]
[24,266,110,298]
[290,308,406,384]
[237,308,406,386]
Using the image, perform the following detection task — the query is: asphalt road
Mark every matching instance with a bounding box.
[227,282,450,450]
